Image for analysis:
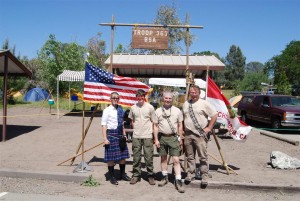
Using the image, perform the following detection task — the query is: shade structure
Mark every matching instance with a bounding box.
[0,50,32,142]
[105,54,225,78]
[56,70,85,118]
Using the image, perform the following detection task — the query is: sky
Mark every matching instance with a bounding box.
[0,0,299,64]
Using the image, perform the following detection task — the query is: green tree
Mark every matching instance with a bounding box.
[2,38,9,49]
[38,34,86,93]
[245,61,264,73]
[86,32,107,67]
[266,40,300,94]
[275,67,291,95]
[233,71,269,95]
[128,2,193,55]
[224,45,246,89]
[193,51,226,87]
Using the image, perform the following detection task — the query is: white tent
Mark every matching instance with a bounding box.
[56,70,84,117]
[149,78,206,89]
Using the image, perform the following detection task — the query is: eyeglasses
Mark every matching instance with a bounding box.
[111,97,119,100]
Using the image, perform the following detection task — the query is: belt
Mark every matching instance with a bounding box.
[159,132,176,137]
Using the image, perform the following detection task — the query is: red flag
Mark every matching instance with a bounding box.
[206,77,252,141]
[83,62,150,107]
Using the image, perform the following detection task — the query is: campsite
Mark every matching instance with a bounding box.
[1,105,300,200]
[1,1,300,200]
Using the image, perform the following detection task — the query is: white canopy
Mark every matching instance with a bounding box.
[149,78,206,89]
[56,70,85,118]
[57,70,84,81]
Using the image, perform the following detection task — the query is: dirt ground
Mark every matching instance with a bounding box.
[1,105,300,200]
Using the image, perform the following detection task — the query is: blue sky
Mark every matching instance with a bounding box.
[0,0,299,64]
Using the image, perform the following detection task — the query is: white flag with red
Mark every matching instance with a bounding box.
[206,77,252,141]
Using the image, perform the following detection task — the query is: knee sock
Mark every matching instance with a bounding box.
[108,166,115,177]
[119,164,125,175]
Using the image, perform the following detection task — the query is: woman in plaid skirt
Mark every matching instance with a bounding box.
[101,92,130,185]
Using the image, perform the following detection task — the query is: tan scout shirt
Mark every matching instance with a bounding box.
[153,106,183,134]
[129,102,155,138]
[182,99,217,135]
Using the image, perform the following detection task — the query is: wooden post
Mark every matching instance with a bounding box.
[109,15,114,73]
[211,130,230,174]
[2,55,8,142]
[70,104,99,165]
[81,102,85,165]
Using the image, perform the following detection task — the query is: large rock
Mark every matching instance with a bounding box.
[270,151,300,169]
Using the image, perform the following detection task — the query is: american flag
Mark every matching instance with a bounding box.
[83,62,150,107]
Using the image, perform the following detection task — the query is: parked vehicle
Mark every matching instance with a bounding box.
[237,94,300,129]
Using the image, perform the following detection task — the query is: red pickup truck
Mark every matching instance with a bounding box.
[237,94,300,129]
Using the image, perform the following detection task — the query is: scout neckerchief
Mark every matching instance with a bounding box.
[188,100,209,142]
[161,106,177,136]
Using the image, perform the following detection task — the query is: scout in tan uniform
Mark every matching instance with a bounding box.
[153,91,185,193]
[129,89,156,185]
[182,85,217,188]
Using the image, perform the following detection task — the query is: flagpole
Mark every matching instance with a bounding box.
[205,65,209,99]
[206,69,230,175]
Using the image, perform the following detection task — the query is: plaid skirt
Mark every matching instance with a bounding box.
[104,129,130,162]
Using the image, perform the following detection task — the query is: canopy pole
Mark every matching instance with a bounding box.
[68,82,71,111]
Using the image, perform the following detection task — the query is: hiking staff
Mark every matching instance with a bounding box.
[207,152,238,175]
[57,141,104,166]
[69,104,99,165]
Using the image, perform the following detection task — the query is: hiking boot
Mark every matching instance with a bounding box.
[200,175,208,189]
[148,176,156,185]
[121,173,131,181]
[184,172,194,184]
[110,176,118,185]
[158,175,168,187]
[175,179,185,193]
[130,177,140,185]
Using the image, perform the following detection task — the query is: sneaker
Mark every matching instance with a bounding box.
[175,179,185,193]
[148,176,156,185]
[200,175,208,189]
[130,177,141,185]
[158,175,168,187]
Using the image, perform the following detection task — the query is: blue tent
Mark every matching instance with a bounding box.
[24,87,49,102]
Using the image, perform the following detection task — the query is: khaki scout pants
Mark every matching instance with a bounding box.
[132,138,154,177]
[183,132,208,176]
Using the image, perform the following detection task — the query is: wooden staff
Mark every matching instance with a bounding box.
[208,152,238,175]
[57,142,104,166]
[81,102,85,167]
[69,104,99,165]
[211,130,230,174]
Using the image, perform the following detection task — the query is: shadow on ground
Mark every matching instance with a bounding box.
[63,109,102,117]
[0,125,41,141]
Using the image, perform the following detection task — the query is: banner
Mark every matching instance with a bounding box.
[206,77,252,141]
[83,62,150,107]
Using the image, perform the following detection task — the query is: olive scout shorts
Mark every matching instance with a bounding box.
[158,135,181,156]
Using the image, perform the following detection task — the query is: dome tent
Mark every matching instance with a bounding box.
[24,87,49,102]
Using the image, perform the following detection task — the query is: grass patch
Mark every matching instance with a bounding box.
[81,175,100,187]
[222,90,234,99]
[0,95,105,111]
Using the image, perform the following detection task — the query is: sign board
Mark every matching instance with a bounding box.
[132,27,168,49]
